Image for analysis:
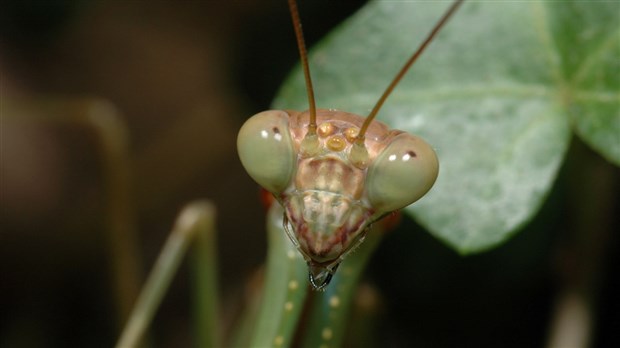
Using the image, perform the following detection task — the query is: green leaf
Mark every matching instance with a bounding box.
[273,0,618,253]
[547,1,620,165]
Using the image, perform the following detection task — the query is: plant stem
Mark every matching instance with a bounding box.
[83,100,142,326]
[545,140,618,348]
[191,202,220,348]
[116,201,215,348]
[13,98,143,326]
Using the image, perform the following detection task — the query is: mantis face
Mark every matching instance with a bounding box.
[238,108,438,289]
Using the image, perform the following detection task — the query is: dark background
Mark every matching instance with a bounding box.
[1,1,618,347]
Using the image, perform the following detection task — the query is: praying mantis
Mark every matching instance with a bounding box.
[237,0,460,290]
[117,0,462,347]
[115,0,462,346]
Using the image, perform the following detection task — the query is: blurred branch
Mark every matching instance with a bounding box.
[546,140,618,348]
[6,98,142,327]
[116,201,216,348]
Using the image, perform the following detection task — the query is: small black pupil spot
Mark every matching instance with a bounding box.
[273,127,280,134]
[408,150,417,158]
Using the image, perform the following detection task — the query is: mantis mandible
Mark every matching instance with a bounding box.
[238,0,462,290]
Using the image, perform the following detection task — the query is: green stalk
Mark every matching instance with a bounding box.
[116,202,215,348]
[191,202,220,348]
[85,100,142,325]
[545,141,618,348]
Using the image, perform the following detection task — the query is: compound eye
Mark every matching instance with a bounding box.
[237,110,296,194]
[366,133,439,214]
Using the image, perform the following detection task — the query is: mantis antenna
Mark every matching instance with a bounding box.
[357,0,464,142]
[287,0,464,152]
[288,0,319,154]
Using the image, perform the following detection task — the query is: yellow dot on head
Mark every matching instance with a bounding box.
[318,122,335,137]
[327,135,346,152]
[287,250,296,260]
[322,327,333,340]
[329,295,340,308]
[284,301,294,311]
[344,127,359,143]
[288,280,299,290]
[274,335,284,346]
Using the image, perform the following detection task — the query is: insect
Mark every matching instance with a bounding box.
[109,1,466,346]
[238,0,462,290]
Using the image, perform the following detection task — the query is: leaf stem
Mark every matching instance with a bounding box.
[191,202,220,348]
[115,202,216,348]
[545,140,618,348]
